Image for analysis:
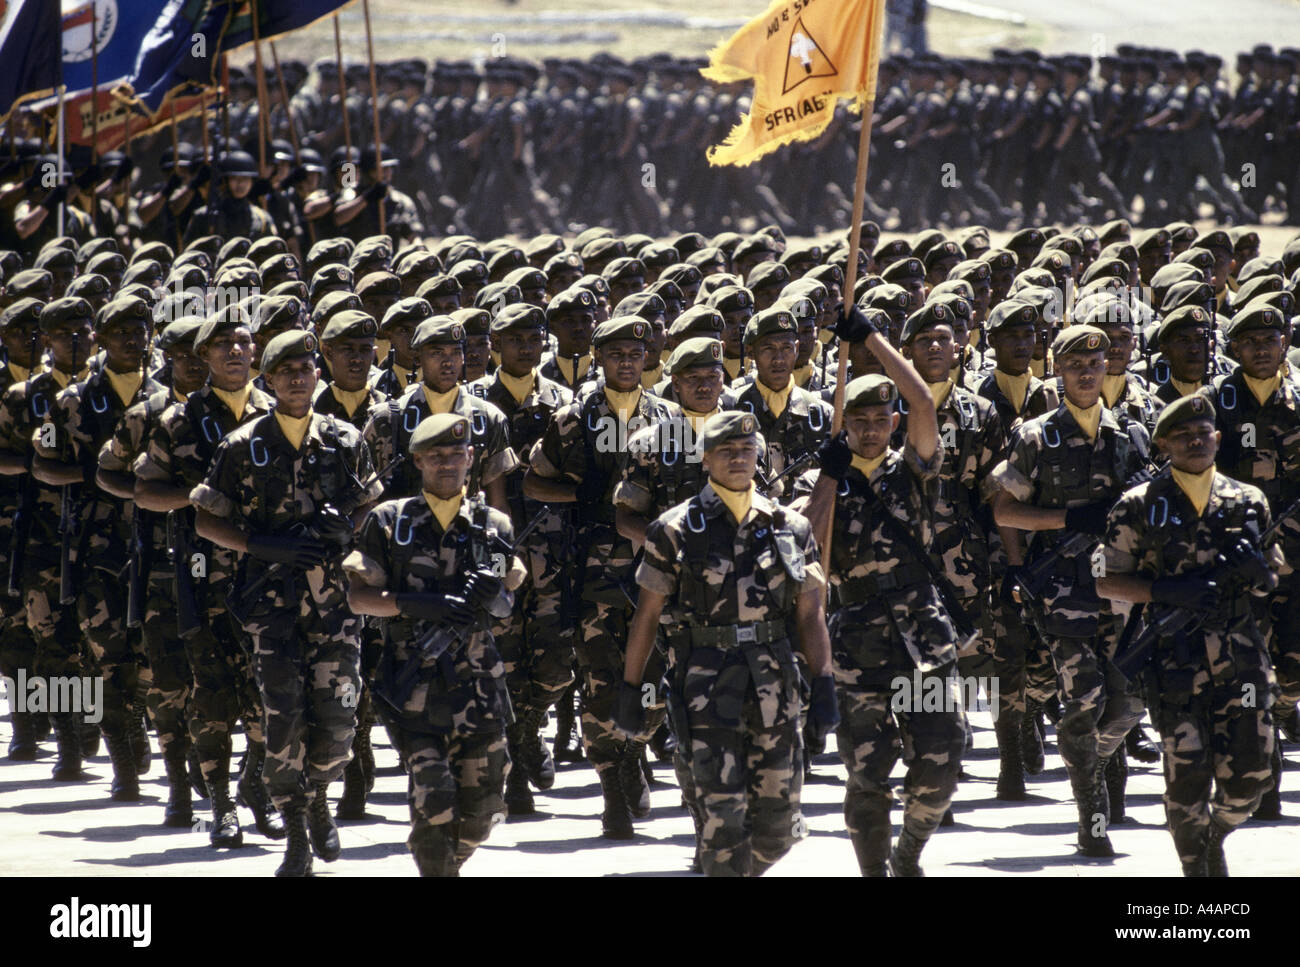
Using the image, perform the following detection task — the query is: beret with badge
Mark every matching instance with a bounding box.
[39,296,94,331]
[698,410,759,452]
[260,329,319,374]
[409,412,471,453]
[742,306,797,346]
[490,303,546,334]
[986,298,1041,333]
[1051,324,1110,357]
[411,316,466,349]
[900,301,958,344]
[844,373,899,409]
[667,336,724,375]
[320,309,379,343]
[382,296,434,331]
[591,316,653,348]
[1154,390,1216,439]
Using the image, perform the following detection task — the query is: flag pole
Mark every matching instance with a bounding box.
[55,85,65,237]
[268,41,300,154]
[333,15,351,157]
[89,0,100,228]
[250,0,270,175]
[361,0,385,234]
[220,54,231,147]
[120,109,131,220]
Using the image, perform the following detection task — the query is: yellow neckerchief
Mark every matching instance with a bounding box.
[683,405,720,436]
[1169,376,1202,398]
[723,355,744,380]
[756,374,793,419]
[970,328,983,348]
[851,451,888,478]
[248,366,261,382]
[994,369,1031,414]
[791,363,815,388]
[393,366,411,391]
[1244,372,1282,406]
[927,379,954,410]
[275,408,313,451]
[555,353,592,387]
[818,328,835,345]
[331,383,371,416]
[7,361,43,383]
[1029,355,1046,378]
[423,487,466,531]
[603,385,642,423]
[422,383,459,415]
[212,382,253,421]
[1101,373,1127,408]
[711,479,754,524]
[172,387,189,404]
[376,337,391,361]
[50,367,85,390]
[641,361,664,388]
[1064,399,1102,442]
[498,367,536,405]
[1171,466,1215,516]
[106,368,144,407]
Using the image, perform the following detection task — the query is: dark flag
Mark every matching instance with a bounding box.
[0,0,63,119]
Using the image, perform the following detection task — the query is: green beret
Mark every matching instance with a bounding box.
[1075,297,1134,329]
[742,306,797,346]
[474,281,522,312]
[1158,305,1214,340]
[96,296,152,331]
[668,305,724,340]
[412,316,466,349]
[947,259,991,284]
[195,304,252,350]
[1160,279,1216,313]
[410,413,471,452]
[122,259,164,287]
[1080,257,1130,288]
[613,292,666,322]
[447,259,489,286]
[40,296,94,331]
[10,269,54,299]
[1153,390,1216,439]
[1134,228,1171,254]
[524,234,565,262]
[923,241,964,272]
[1233,274,1285,309]
[34,247,75,270]
[490,303,546,334]
[1224,301,1286,340]
[356,271,401,298]
[1193,230,1231,254]
[546,286,598,320]
[928,279,974,303]
[986,299,1040,333]
[503,266,547,292]
[309,264,354,301]
[1051,324,1109,357]
[591,315,653,348]
[1171,248,1212,272]
[543,251,584,277]
[415,274,461,302]
[320,310,379,342]
[260,329,320,374]
[382,297,434,331]
[256,294,307,334]
[311,291,362,328]
[602,256,647,284]
[881,257,924,285]
[158,316,205,351]
[698,410,759,452]
[844,374,898,409]
[873,238,911,262]
[706,284,754,315]
[667,336,724,375]
[901,301,959,344]
[746,259,792,291]
[979,248,1017,272]
[0,298,44,330]
[451,307,491,336]
[863,283,910,313]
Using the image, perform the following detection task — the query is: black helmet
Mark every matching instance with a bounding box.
[219,151,259,178]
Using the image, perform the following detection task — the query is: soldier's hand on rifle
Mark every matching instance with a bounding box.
[830,304,880,343]
[1150,576,1219,614]
[1226,537,1275,592]
[1000,566,1027,605]
[613,680,646,737]
[363,181,389,203]
[806,675,840,745]
[285,165,309,187]
[246,533,330,570]
[40,184,69,211]
[816,431,853,481]
[396,592,474,627]
[464,569,504,610]
[1064,501,1112,536]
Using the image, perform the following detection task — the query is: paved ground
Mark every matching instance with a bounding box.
[2,705,1296,877]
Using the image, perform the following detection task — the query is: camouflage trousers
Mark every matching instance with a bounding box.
[247,606,360,812]
[24,562,84,682]
[989,595,1057,718]
[1044,632,1145,789]
[1266,572,1300,717]
[184,603,265,787]
[690,701,803,877]
[0,589,36,681]
[404,730,508,870]
[78,569,147,740]
[1152,693,1274,867]
[140,578,193,760]
[498,545,574,716]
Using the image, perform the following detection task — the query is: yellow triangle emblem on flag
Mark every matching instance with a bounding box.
[783,17,837,94]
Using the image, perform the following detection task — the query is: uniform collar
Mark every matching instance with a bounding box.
[699,479,775,525]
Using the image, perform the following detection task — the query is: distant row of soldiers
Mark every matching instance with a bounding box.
[4,42,1299,249]
[0,204,1299,876]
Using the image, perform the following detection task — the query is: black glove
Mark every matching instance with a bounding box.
[395,592,475,626]
[21,168,46,192]
[613,679,647,736]
[830,305,879,343]
[112,158,135,184]
[1150,576,1219,613]
[285,165,309,187]
[464,570,504,610]
[164,172,183,194]
[1225,537,1274,592]
[1064,501,1111,536]
[39,184,69,211]
[311,508,355,554]
[74,163,101,190]
[246,533,329,569]
[816,430,853,481]
[363,181,389,203]
[806,675,840,746]
[250,176,272,199]
[189,163,212,189]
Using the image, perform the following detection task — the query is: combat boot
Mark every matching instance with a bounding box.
[6,708,42,761]
[504,762,535,816]
[307,781,341,861]
[598,767,635,840]
[619,742,651,819]
[888,826,927,877]
[162,748,193,828]
[409,822,459,877]
[355,719,375,792]
[187,747,208,799]
[105,731,141,802]
[850,821,892,877]
[552,684,583,763]
[50,714,85,781]
[650,720,677,763]
[1253,731,1283,820]
[79,719,101,758]
[1106,747,1128,823]
[335,755,368,821]
[207,775,244,848]
[994,713,1027,801]
[516,706,556,790]
[1181,851,1209,877]
[129,693,152,775]
[1204,818,1231,877]
[1021,699,1046,775]
[275,804,313,877]
[1125,723,1161,763]
[1074,781,1114,858]
[235,744,286,839]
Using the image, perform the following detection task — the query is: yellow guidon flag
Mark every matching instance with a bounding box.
[703,0,887,166]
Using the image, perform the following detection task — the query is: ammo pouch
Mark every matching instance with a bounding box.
[835,562,932,606]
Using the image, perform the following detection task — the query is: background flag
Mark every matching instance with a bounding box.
[0,0,63,120]
[702,0,886,166]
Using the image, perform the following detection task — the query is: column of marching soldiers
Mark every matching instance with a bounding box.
[4,42,1299,250]
[3,202,1300,878]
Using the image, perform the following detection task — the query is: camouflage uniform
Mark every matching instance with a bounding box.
[343,494,516,875]
[1103,469,1279,871]
[721,380,831,488]
[792,443,966,874]
[636,482,824,876]
[191,410,382,811]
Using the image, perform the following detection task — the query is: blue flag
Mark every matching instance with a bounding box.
[0,0,63,118]
[60,1,176,98]
[130,0,217,111]
[213,0,353,51]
